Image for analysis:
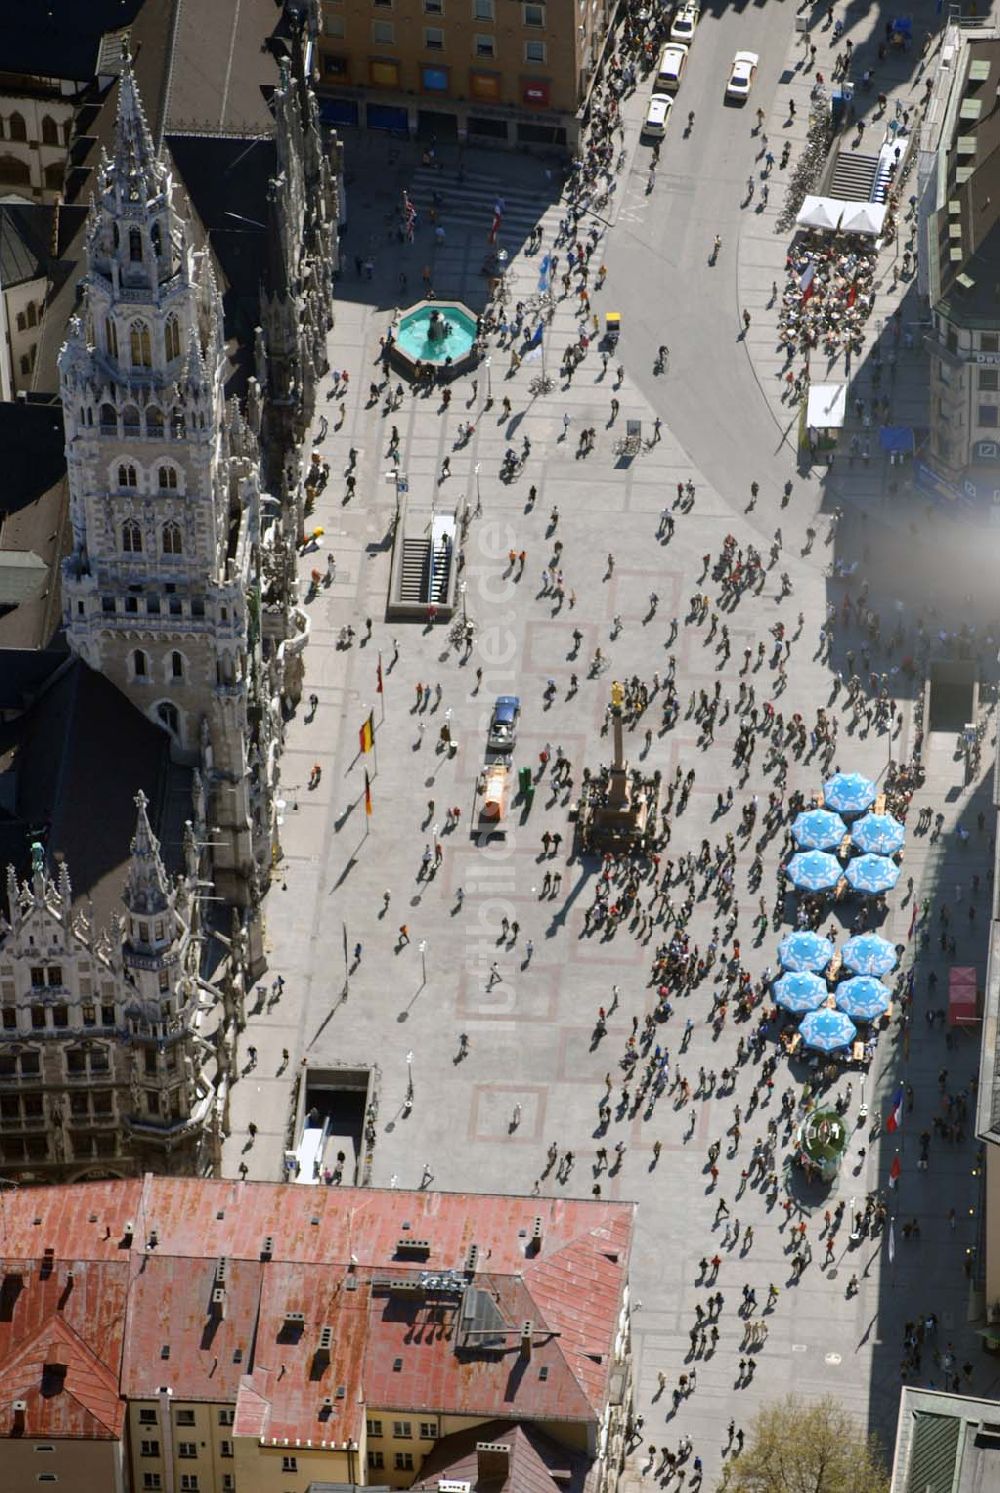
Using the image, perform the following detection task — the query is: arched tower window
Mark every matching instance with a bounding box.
[162,521,183,556]
[130,320,151,368]
[41,115,58,146]
[157,701,179,736]
[118,465,138,491]
[8,113,26,142]
[133,649,148,678]
[121,518,142,551]
[105,319,118,359]
[99,403,116,431]
[146,406,163,437]
[129,228,142,263]
[151,221,162,257]
[122,405,140,435]
[171,651,184,679]
[170,409,185,439]
[164,315,180,361]
[158,465,178,491]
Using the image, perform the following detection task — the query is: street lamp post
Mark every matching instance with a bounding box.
[485,356,493,405]
[459,581,467,623]
[405,1049,414,1111]
[474,461,482,517]
[419,939,427,985]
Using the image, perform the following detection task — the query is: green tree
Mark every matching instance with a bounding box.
[717,1395,889,1493]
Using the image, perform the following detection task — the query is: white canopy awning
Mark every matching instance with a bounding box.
[807,381,848,430]
[796,195,888,236]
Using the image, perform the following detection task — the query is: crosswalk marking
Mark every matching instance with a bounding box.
[404,165,557,240]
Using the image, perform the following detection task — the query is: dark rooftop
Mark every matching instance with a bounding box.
[0,659,190,928]
[0,0,147,83]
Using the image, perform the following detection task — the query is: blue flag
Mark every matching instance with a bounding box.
[527,323,543,350]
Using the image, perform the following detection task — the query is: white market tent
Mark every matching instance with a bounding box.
[795,195,888,237]
[807,381,848,430]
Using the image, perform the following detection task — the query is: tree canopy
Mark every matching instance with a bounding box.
[717,1395,889,1493]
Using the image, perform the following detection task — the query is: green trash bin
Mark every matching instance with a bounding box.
[518,765,531,796]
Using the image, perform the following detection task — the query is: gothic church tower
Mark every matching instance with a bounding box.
[58,55,273,908]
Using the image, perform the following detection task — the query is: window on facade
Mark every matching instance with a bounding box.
[41,115,59,146]
[125,596,138,614]
[123,404,141,434]
[31,1006,45,1030]
[171,410,185,438]
[218,1409,235,1427]
[366,1419,383,1438]
[9,113,27,141]
[178,1441,197,1459]
[393,1421,412,1439]
[221,1478,234,1492]
[979,404,999,428]
[122,519,142,552]
[162,521,183,555]
[171,651,184,679]
[175,1409,196,1426]
[419,1421,438,1439]
[30,967,45,989]
[138,1410,157,1427]
[219,1439,233,1458]
[524,1,545,21]
[981,334,999,353]
[130,320,152,367]
[524,38,546,59]
[119,468,138,495]
[474,32,495,53]
[1,1008,15,1030]
[179,1479,199,1492]
[100,402,116,430]
[474,0,494,17]
[133,649,148,678]
[324,11,346,33]
[369,1452,385,1470]
[158,465,178,490]
[372,19,395,41]
[157,702,180,736]
[101,1004,115,1026]
[425,26,444,46]
[164,316,181,361]
[46,968,61,987]
[105,319,118,360]
[425,0,444,12]
[146,406,163,436]
[52,1005,68,1029]
[281,1457,298,1472]
[142,1476,162,1491]
[979,369,999,391]
[394,1452,414,1471]
[140,1440,160,1457]
[81,1004,96,1026]
[129,228,143,263]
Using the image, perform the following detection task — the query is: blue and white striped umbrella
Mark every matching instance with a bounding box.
[823,772,877,816]
[845,853,900,895]
[799,1007,857,1052]
[774,970,829,1013]
[778,931,835,973]
[851,812,906,856]
[842,933,898,977]
[787,850,843,893]
[834,975,891,1022]
[791,808,848,850]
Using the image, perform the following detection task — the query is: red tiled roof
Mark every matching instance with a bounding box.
[412,1419,596,1493]
[0,1259,128,1439]
[0,1180,634,1445]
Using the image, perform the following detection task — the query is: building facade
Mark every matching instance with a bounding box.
[921,26,1000,501]
[0,88,75,201]
[0,795,223,1182]
[315,0,608,149]
[57,56,281,911]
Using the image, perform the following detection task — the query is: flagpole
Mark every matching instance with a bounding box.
[378,652,386,723]
[370,707,379,780]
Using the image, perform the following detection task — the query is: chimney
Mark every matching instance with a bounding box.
[12,1400,27,1436]
[519,1320,533,1360]
[477,1442,511,1483]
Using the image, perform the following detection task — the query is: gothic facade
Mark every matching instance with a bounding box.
[0,796,223,1181]
[58,57,285,914]
[259,6,341,514]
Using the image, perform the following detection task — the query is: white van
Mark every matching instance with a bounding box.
[656,42,689,91]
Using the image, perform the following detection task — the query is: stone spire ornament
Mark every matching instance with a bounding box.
[124,790,170,917]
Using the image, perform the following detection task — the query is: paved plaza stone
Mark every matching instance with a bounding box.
[223,8,998,1485]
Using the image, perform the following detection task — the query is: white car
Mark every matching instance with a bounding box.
[726,49,759,101]
[642,93,673,138]
[655,42,689,91]
[670,4,699,43]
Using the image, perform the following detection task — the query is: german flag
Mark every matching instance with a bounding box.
[359,713,374,753]
[364,771,373,817]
